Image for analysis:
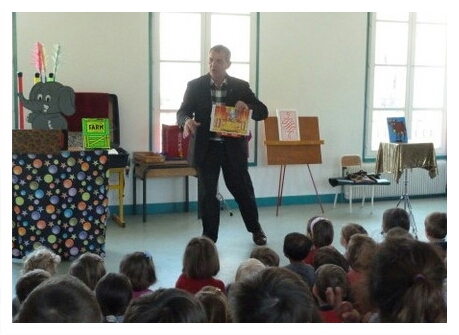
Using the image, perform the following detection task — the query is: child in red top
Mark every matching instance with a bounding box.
[313,264,350,323]
[175,236,226,294]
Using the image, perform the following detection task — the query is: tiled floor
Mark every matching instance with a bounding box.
[12,196,447,297]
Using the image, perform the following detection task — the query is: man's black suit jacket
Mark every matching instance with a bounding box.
[177,74,268,167]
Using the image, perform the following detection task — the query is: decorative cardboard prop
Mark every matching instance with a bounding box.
[16,42,75,130]
[18,81,75,130]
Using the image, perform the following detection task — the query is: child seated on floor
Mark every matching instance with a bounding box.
[282,232,315,289]
[424,211,447,259]
[95,272,133,323]
[312,264,350,323]
[304,216,335,266]
[21,246,61,275]
[250,246,280,267]
[68,252,106,290]
[119,251,157,299]
[340,222,368,249]
[175,236,226,294]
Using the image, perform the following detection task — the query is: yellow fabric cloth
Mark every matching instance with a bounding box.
[375,142,438,183]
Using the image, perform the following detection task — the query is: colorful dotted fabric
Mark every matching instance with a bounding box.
[12,150,109,261]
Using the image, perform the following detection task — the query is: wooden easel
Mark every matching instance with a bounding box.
[264,116,325,215]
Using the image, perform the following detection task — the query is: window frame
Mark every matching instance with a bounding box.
[149,12,260,165]
[364,12,447,160]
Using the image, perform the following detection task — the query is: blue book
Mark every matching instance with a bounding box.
[387,117,408,143]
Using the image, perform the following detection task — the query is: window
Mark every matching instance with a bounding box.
[151,12,258,160]
[365,12,447,158]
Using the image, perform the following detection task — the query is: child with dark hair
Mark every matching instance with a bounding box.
[250,246,280,267]
[123,287,207,323]
[13,269,51,317]
[14,274,102,322]
[175,236,225,294]
[340,223,368,249]
[368,238,447,322]
[381,207,410,234]
[282,232,315,289]
[313,246,349,272]
[195,285,231,322]
[68,252,106,290]
[303,216,334,265]
[95,272,133,323]
[119,251,157,299]
[313,264,350,323]
[228,267,322,322]
[424,211,447,258]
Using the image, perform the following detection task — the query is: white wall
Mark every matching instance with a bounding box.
[14,12,370,209]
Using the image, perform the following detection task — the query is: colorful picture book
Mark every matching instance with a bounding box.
[82,118,110,149]
[276,109,300,140]
[387,117,408,143]
[210,105,252,137]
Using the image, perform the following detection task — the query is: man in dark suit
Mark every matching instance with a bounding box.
[177,44,268,245]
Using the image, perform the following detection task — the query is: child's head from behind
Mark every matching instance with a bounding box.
[22,246,61,275]
[195,285,230,322]
[68,252,106,290]
[368,238,447,322]
[345,234,377,272]
[15,269,52,304]
[309,217,334,247]
[228,267,321,322]
[283,232,312,261]
[95,272,133,317]
[382,207,410,234]
[123,287,207,323]
[313,246,349,272]
[250,246,280,266]
[119,251,157,291]
[313,263,349,303]
[182,236,220,279]
[424,211,447,240]
[14,274,102,322]
[234,258,266,282]
[340,223,368,248]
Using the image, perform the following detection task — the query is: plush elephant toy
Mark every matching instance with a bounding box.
[18,81,76,130]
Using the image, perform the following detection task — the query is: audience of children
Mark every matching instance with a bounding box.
[195,285,231,322]
[250,246,280,266]
[13,208,447,323]
[175,236,226,294]
[68,252,107,290]
[282,232,315,289]
[95,272,133,323]
[303,216,334,265]
[119,251,157,299]
[123,287,207,322]
[14,274,103,322]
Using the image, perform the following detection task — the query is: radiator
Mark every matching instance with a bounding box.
[343,160,447,200]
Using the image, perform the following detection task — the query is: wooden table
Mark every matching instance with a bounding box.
[132,157,197,223]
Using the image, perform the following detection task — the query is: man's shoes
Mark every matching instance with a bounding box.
[252,230,267,246]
